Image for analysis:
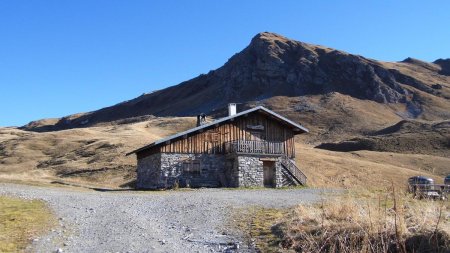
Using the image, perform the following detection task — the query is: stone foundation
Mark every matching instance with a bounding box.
[232,155,297,188]
[136,153,161,189]
[137,153,227,189]
[136,152,299,189]
[236,156,264,187]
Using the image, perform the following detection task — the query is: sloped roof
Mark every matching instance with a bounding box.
[126,106,308,156]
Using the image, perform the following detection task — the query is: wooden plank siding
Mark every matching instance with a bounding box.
[138,113,297,159]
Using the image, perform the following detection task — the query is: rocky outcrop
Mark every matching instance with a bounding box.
[219,32,407,103]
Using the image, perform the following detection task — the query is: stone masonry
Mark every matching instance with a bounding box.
[236,156,264,187]
[136,152,298,189]
[136,153,161,189]
[233,155,297,188]
[137,153,226,189]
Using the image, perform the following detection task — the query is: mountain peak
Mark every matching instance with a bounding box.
[247,32,323,57]
[248,32,294,51]
[251,32,289,42]
[402,57,426,64]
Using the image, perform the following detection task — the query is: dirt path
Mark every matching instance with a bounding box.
[0,184,324,252]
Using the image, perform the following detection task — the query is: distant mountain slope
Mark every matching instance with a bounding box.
[22,32,450,131]
[316,120,450,157]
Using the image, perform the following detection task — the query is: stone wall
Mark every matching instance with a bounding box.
[161,153,226,188]
[136,153,161,189]
[276,160,298,187]
[233,155,298,187]
[139,153,228,188]
[276,158,299,187]
[137,152,299,189]
[274,158,285,187]
[236,156,264,187]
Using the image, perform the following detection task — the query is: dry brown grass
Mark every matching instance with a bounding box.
[0,117,196,187]
[263,94,404,145]
[280,188,449,253]
[296,145,449,189]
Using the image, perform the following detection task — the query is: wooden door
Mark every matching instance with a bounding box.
[263,161,275,187]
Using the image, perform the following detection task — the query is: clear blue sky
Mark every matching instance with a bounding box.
[1,1,449,127]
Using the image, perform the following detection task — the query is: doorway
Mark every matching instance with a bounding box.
[263,161,275,187]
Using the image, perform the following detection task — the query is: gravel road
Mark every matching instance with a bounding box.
[0,184,324,253]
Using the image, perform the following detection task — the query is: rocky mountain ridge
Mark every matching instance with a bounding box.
[22,32,450,131]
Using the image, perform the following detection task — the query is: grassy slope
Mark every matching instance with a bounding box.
[0,196,55,252]
[0,117,197,188]
[297,145,449,188]
[1,113,448,188]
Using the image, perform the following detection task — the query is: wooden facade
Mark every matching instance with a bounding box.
[136,112,297,159]
[131,106,309,188]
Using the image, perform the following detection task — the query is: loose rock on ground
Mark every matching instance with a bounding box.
[0,184,324,252]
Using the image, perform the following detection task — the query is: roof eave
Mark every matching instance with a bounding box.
[294,128,309,134]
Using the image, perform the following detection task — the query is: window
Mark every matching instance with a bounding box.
[183,160,201,176]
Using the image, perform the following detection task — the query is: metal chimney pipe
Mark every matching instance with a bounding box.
[196,115,201,127]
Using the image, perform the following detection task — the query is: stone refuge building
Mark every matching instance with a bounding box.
[127,105,309,189]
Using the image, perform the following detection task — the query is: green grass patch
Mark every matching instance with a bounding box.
[232,207,288,252]
[0,196,55,252]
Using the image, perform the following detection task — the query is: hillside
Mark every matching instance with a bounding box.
[317,120,450,158]
[22,32,450,138]
[0,117,196,187]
